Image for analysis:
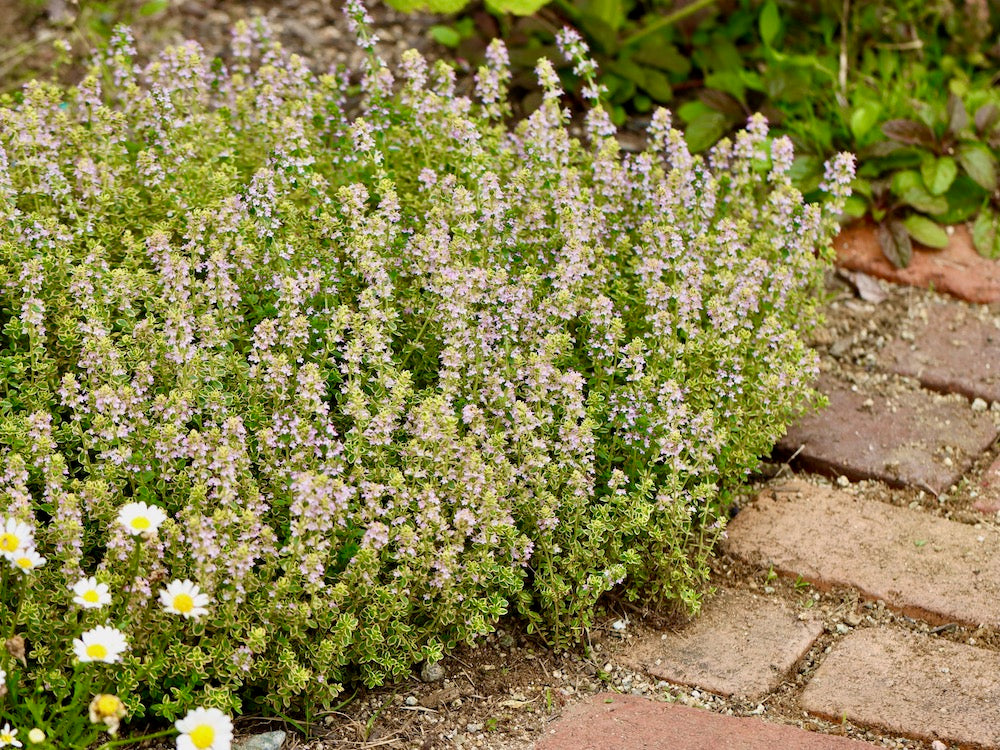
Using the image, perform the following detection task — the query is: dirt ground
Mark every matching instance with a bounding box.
[4,3,998,748]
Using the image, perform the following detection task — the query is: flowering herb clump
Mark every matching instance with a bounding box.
[0,9,852,729]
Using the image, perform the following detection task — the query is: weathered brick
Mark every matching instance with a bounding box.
[776,373,997,493]
[535,694,882,750]
[877,301,1000,403]
[621,589,823,699]
[835,221,1000,304]
[973,456,1000,515]
[800,628,1000,748]
[724,480,1000,627]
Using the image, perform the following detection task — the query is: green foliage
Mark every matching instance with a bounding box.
[0,17,849,740]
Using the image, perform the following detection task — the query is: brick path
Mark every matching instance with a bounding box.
[538,255,1000,750]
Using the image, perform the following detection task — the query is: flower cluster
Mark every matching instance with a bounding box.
[0,2,851,736]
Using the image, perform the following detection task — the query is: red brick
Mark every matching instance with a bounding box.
[835,221,1000,304]
[622,589,823,699]
[877,301,1000,403]
[800,628,1000,748]
[973,456,1000,515]
[724,480,1000,627]
[535,694,881,750]
[776,373,997,494]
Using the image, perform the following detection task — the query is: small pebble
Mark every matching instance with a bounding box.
[405,696,418,706]
[234,731,286,750]
[466,723,483,733]
[611,620,627,631]
[421,661,445,682]
[972,398,988,412]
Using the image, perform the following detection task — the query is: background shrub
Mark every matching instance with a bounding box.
[0,13,851,722]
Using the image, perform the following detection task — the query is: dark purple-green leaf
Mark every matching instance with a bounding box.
[974,103,1000,135]
[881,119,936,149]
[946,93,968,136]
[878,219,913,268]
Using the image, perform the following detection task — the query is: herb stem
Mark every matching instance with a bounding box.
[621,0,718,48]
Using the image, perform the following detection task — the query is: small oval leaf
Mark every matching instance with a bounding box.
[957,143,998,191]
[901,214,949,248]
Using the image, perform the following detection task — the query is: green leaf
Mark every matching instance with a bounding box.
[920,155,957,196]
[698,88,744,119]
[878,219,913,268]
[429,25,462,48]
[684,111,730,153]
[956,143,997,191]
[891,170,949,215]
[487,0,546,15]
[704,71,746,104]
[641,69,674,103]
[849,102,882,143]
[631,41,690,75]
[902,214,949,248]
[842,195,869,218]
[972,208,998,258]
[139,0,168,15]
[759,0,781,48]
[581,0,624,32]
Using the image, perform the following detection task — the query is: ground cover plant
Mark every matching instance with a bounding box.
[0,4,852,745]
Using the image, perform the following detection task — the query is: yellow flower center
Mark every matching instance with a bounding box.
[84,590,100,603]
[190,724,214,749]
[86,643,108,660]
[15,556,31,569]
[130,517,150,530]
[96,695,122,716]
[173,593,194,613]
[0,533,19,551]
[0,732,12,743]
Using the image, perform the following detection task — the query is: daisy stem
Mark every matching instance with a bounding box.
[95,726,176,750]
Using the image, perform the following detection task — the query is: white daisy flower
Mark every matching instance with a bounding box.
[73,626,128,664]
[175,707,232,750]
[158,580,210,620]
[10,547,45,574]
[71,577,112,609]
[116,502,167,537]
[0,723,21,748]
[0,518,33,560]
[0,669,5,688]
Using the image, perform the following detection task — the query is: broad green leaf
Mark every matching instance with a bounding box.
[581,0,624,32]
[842,195,869,218]
[891,170,948,215]
[139,0,168,15]
[787,155,823,193]
[878,219,913,268]
[920,155,957,196]
[641,69,674,103]
[684,111,730,153]
[429,25,462,48]
[704,71,746,104]
[972,208,1000,258]
[759,0,781,48]
[632,41,690,75]
[956,142,998,191]
[901,214,949,248]
[936,175,987,224]
[430,0,471,12]
[849,102,882,142]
